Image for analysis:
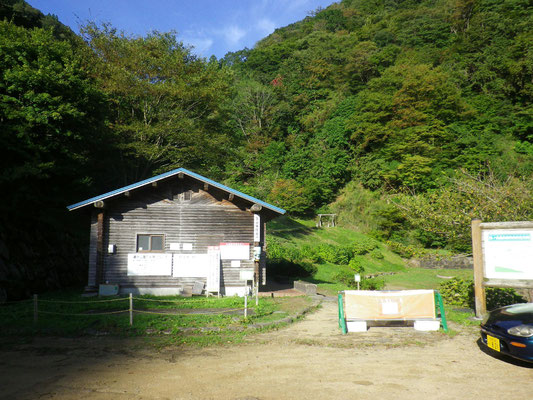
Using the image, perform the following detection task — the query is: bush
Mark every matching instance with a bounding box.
[348,257,365,274]
[369,249,384,259]
[267,258,317,278]
[386,240,421,259]
[439,278,526,310]
[352,238,378,255]
[333,270,384,290]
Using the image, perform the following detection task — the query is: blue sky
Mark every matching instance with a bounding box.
[28,0,336,59]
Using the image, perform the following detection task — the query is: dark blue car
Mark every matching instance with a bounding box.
[480,303,533,363]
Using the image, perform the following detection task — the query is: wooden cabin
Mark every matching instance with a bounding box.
[67,168,285,296]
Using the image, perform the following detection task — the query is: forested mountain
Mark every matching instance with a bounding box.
[221,0,532,250]
[0,0,532,296]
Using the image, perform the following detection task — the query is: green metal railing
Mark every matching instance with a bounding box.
[338,293,347,334]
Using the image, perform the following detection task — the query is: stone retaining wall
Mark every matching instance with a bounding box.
[409,254,472,270]
[294,280,317,296]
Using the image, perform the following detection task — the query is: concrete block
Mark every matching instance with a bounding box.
[414,320,440,331]
[347,321,367,332]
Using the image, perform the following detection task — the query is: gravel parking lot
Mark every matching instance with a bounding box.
[1,297,532,400]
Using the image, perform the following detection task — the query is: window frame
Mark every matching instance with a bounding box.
[136,234,165,253]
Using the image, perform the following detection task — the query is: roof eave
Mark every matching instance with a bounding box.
[67,168,285,215]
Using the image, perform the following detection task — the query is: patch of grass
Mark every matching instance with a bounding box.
[267,217,408,295]
[445,307,480,327]
[384,268,473,290]
[0,291,310,346]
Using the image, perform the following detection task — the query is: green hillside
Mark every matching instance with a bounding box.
[266,217,473,295]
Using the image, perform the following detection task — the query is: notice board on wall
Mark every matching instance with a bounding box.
[127,254,173,276]
[206,246,221,293]
[172,254,210,278]
[219,243,250,260]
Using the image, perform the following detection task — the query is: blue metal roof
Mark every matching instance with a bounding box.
[67,168,285,214]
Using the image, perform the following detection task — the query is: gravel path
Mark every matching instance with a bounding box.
[1,296,532,399]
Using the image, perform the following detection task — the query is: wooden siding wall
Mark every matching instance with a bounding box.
[99,179,259,293]
[87,212,98,289]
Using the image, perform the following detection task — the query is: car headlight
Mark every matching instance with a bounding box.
[507,325,533,337]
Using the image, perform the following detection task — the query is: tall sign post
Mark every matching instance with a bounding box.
[471,219,486,317]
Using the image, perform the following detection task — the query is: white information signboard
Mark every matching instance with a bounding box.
[219,242,250,260]
[127,253,172,276]
[173,254,209,278]
[206,246,221,293]
[483,230,533,280]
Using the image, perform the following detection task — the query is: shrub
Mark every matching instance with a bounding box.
[369,249,384,259]
[267,258,317,278]
[352,238,378,255]
[315,244,337,263]
[333,270,384,290]
[348,257,365,274]
[386,240,421,259]
[439,278,526,310]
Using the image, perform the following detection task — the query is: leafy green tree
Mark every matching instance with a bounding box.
[81,24,234,182]
[0,21,107,212]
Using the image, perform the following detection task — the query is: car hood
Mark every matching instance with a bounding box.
[484,303,533,330]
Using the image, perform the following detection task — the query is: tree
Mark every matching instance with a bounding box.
[81,24,234,182]
[0,20,108,213]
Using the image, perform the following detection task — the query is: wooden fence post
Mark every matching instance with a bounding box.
[33,294,38,324]
[472,219,486,318]
[129,293,133,326]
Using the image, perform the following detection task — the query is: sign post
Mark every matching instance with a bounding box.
[354,274,361,291]
[471,219,486,318]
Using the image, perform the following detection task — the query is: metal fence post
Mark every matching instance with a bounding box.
[129,293,133,326]
[244,294,248,318]
[33,294,38,324]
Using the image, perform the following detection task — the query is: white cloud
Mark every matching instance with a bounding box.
[257,18,276,35]
[222,25,247,46]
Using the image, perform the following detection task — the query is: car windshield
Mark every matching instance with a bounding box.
[504,303,533,315]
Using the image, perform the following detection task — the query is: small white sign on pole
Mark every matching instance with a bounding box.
[240,270,254,281]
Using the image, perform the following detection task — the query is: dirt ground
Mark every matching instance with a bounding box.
[1,296,532,400]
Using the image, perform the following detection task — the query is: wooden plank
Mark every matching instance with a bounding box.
[484,279,533,289]
[472,219,486,317]
[481,221,533,229]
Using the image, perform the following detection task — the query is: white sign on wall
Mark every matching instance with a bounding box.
[219,242,250,260]
[206,246,221,293]
[173,254,209,277]
[127,253,172,276]
[483,230,533,280]
[254,214,261,242]
[169,243,181,251]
